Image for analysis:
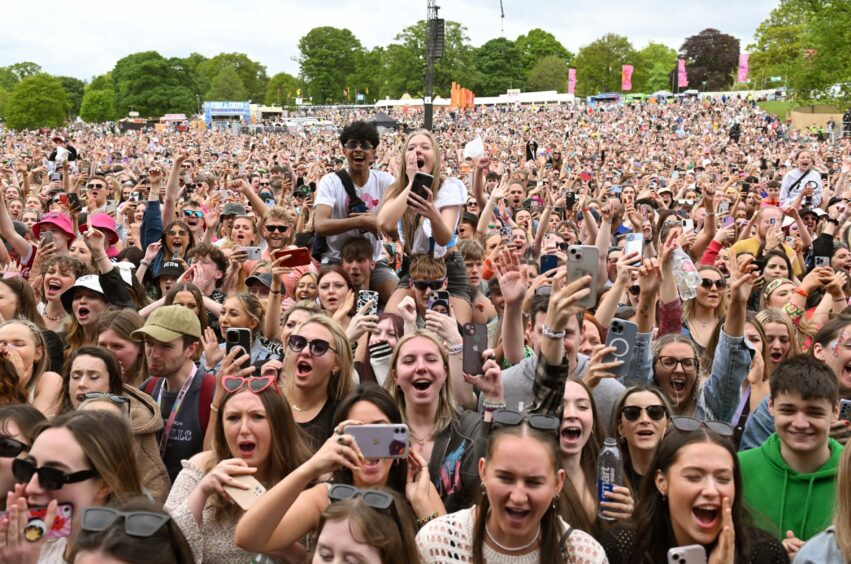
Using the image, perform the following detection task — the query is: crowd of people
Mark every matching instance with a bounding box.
[0,94,848,563]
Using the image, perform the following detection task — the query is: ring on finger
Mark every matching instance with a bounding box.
[336,435,346,444]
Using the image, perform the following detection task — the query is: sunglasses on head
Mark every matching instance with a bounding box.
[411,279,445,292]
[328,484,394,511]
[700,278,727,290]
[83,392,131,413]
[265,224,288,233]
[287,335,336,356]
[12,458,98,491]
[183,210,203,218]
[671,416,734,437]
[81,507,171,537]
[222,375,279,395]
[491,409,560,432]
[0,437,28,458]
[621,405,668,421]
[343,141,374,151]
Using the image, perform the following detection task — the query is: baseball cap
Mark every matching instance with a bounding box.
[131,305,202,342]
[154,261,185,280]
[245,272,273,289]
[221,203,246,217]
[828,197,845,209]
[61,275,105,313]
[34,212,75,241]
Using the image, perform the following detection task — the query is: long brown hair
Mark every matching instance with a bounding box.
[284,315,354,403]
[0,277,45,328]
[96,309,148,386]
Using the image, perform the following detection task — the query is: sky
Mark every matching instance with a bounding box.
[1,0,778,82]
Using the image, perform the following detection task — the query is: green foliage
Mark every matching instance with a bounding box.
[526,55,569,92]
[5,74,69,130]
[794,0,851,102]
[515,29,573,74]
[748,0,812,90]
[56,76,85,117]
[112,51,196,118]
[572,34,637,96]
[0,88,8,120]
[80,88,116,122]
[206,66,248,101]
[679,28,740,90]
[89,72,113,92]
[633,42,677,92]
[196,53,266,101]
[346,47,385,103]
[6,62,42,82]
[265,72,301,106]
[757,100,794,120]
[298,27,363,104]
[473,38,524,95]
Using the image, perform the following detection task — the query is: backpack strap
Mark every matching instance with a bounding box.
[198,373,215,436]
[142,377,160,397]
[335,169,366,212]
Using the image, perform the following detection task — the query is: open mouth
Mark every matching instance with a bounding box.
[75,392,88,404]
[770,351,784,362]
[171,239,183,249]
[636,429,655,439]
[76,306,91,322]
[670,378,687,392]
[296,361,313,378]
[693,505,720,528]
[238,441,256,458]
[561,425,581,441]
[416,158,425,169]
[352,155,365,164]
[297,291,311,300]
[412,379,431,391]
[505,507,531,522]
[46,279,63,296]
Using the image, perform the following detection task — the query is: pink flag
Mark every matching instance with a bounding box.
[568,68,576,94]
[677,59,688,88]
[738,53,749,83]
[621,65,634,91]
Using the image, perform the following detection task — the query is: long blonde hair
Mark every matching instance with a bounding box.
[682,265,727,323]
[835,441,851,559]
[283,315,354,402]
[756,308,802,359]
[381,130,444,254]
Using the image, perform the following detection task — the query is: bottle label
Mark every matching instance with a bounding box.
[597,466,616,501]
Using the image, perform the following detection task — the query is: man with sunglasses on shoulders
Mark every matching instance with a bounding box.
[313,121,398,306]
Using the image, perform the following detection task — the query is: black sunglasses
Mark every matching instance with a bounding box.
[81,507,170,537]
[343,141,374,151]
[259,181,270,186]
[288,335,336,356]
[0,437,28,458]
[328,484,393,511]
[671,416,734,437]
[86,183,105,189]
[622,405,668,421]
[265,225,288,233]
[12,459,98,491]
[491,409,560,432]
[411,279,445,292]
[700,278,727,290]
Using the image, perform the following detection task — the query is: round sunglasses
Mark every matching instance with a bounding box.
[621,405,668,421]
[287,335,336,357]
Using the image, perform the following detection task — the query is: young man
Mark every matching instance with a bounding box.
[213,202,246,247]
[340,237,375,294]
[134,306,215,483]
[738,356,842,558]
[729,206,803,277]
[404,255,449,330]
[313,120,398,304]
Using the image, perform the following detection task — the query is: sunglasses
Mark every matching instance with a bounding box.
[181,163,192,169]
[167,230,188,237]
[83,392,131,414]
[656,356,698,371]
[12,458,98,491]
[0,437,28,458]
[183,210,203,218]
[621,405,668,421]
[287,335,336,357]
[491,409,560,432]
[411,279,445,292]
[86,183,105,189]
[259,182,270,187]
[328,484,393,511]
[222,375,279,395]
[700,278,727,290]
[184,183,197,189]
[81,507,171,537]
[265,225,288,233]
[628,285,641,296]
[671,416,734,437]
[343,141,374,151]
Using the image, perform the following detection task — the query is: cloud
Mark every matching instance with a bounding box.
[0,0,776,81]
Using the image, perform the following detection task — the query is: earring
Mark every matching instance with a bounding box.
[480,484,487,498]
[552,495,559,511]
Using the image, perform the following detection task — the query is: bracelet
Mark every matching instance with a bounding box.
[416,512,439,528]
[483,400,507,413]
[270,290,281,295]
[210,403,219,413]
[140,260,150,267]
[447,343,463,356]
[794,287,809,298]
[541,325,566,339]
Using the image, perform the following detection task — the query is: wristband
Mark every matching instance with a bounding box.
[270,290,281,295]
[447,343,463,356]
[140,260,150,267]
[210,403,219,413]
[483,399,507,413]
[794,287,809,298]
[416,512,439,528]
[541,325,566,339]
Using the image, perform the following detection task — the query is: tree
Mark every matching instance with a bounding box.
[527,55,569,92]
[473,38,524,95]
[111,51,196,117]
[206,66,248,100]
[515,29,573,74]
[347,47,385,103]
[5,74,69,130]
[679,28,740,91]
[0,88,8,120]
[572,34,637,96]
[298,27,363,104]
[633,42,678,92]
[88,72,113,92]
[794,0,851,101]
[748,0,812,89]
[196,53,266,101]
[265,72,301,106]
[57,76,85,117]
[80,88,116,122]
[6,62,42,82]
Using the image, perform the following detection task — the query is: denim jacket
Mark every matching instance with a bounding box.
[140,199,166,276]
[739,396,774,451]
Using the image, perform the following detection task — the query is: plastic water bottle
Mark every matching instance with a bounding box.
[597,437,624,521]
[672,247,700,300]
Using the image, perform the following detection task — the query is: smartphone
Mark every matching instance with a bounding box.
[347,424,409,459]
[129,191,140,202]
[410,172,434,200]
[223,474,267,511]
[540,254,558,274]
[40,230,54,245]
[500,226,512,239]
[815,256,830,268]
[428,291,450,315]
[839,399,851,421]
[240,247,262,261]
[565,191,576,209]
[722,216,735,228]
[718,201,730,214]
[0,503,73,540]
[271,247,311,267]
[357,290,379,317]
[785,236,794,246]
[462,322,488,375]
[226,328,252,370]
[667,545,707,564]
[681,219,695,232]
[49,172,61,182]
[624,233,644,258]
[603,319,638,379]
[566,245,599,309]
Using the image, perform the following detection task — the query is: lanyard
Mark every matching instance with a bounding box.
[157,365,198,458]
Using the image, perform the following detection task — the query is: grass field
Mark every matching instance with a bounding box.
[757,101,794,120]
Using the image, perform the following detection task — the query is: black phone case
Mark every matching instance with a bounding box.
[462,323,488,374]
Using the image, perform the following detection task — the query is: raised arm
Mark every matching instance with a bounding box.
[0,194,31,258]
[495,251,529,365]
[162,156,184,225]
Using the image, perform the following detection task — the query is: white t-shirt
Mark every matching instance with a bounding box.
[314,169,395,263]
[406,176,467,258]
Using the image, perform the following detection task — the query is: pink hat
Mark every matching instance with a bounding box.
[33,212,75,242]
[80,213,119,245]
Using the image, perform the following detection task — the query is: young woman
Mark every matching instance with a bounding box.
[762,249,796,285]
[378,130,472,324]
[235,383,444,555]
[68,498,196,564]
[417,410,606,563]
[0,405,45,511]
[0,410,144,563]
[601,420,787,563]
[61,276,110,352]
[356,313,403,386]
[200,292,281,374]
[0,319,63,417]
[294,271,319,302]
[38,256,88,332]
[0,277,44,327]
[95,309,147,386]
[756,308,800,371]
[610,386,671,496]
[165,376,311,563]
[681,265,727,354]
[60,346,169,503]
[316,266,355,326]
[762,278,797,310]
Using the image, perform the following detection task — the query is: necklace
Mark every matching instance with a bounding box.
[44,310,66,321]
[291,397,324,412]
[485,517,541,553]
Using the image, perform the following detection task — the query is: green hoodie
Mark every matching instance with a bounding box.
[738,433,841,541]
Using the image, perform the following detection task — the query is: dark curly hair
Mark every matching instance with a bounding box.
[339,120,380,150]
